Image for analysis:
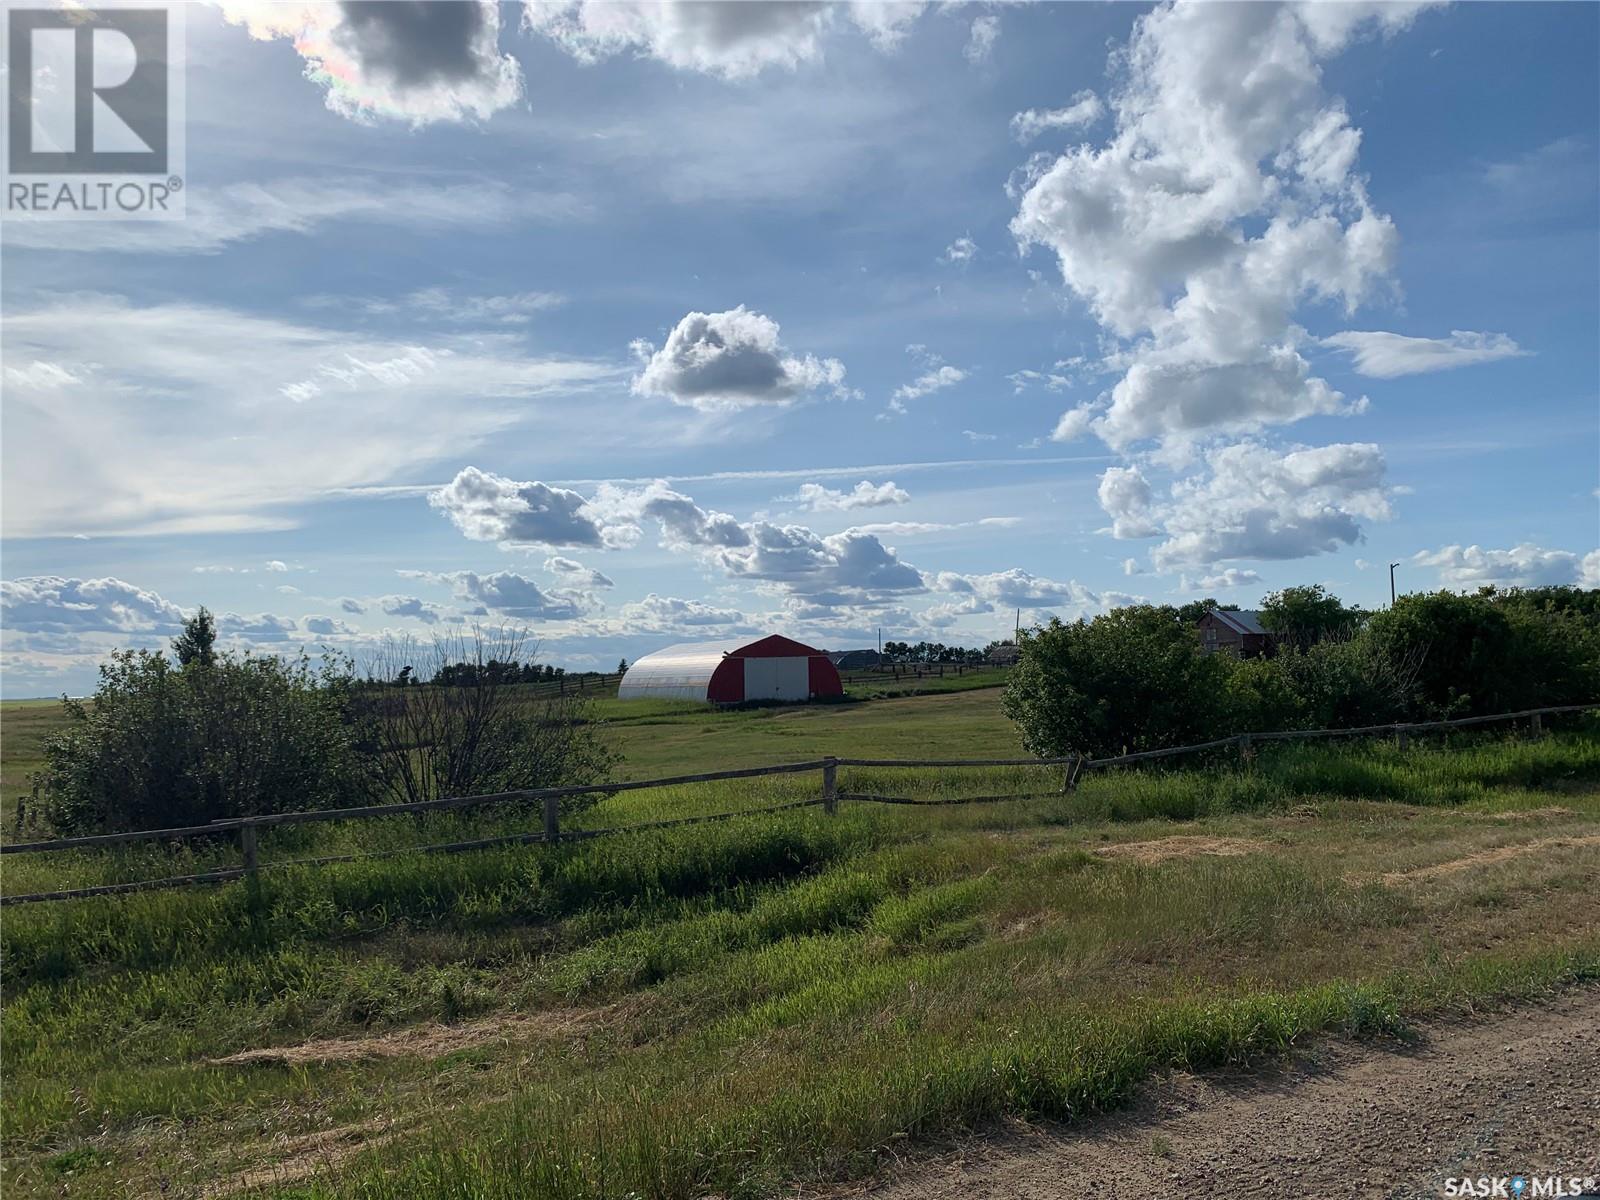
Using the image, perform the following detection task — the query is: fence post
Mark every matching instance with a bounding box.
[822,757,838,815]
[239,820,259,880]
[1530,711,1543,737]
[1063,754,1081,793]
[1237,733,1252,765]
[1396,725,1409,751]
[543,794,561,843]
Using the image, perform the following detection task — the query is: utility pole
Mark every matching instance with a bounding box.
[1014,608,1021,642]
[1389,561,1400,607]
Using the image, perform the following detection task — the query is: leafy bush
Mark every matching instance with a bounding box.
[1001,607,1229,758]
[1364,589,1600,718]
[34,650,368,834]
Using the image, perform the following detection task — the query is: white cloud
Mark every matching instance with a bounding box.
[935,568,1099,616]
[1,297,620,537]
[1097,466,1161,539]
[890,364,967,411]
[1150,441,1392,569]
[631,307,847,411]
[1010,90,1103,143]
[339,598,367,615]
[429,468,609,549]
[1050,403,1101,444]
[586,480,751,551]
[789,481,910,511]
[219,1,523,125]
[620,593,751,631]
[1010,2,1430,455]
[941,236,979,264]
[379,595,449,626]
[304,616,358,638]
[524,1,930,79]
[1,177,581,255]
[1193,568,1263,590]
[1412,543,1599,589]
[434,570,591,620]
[711,523,926,604]
[217,612,299,641]
[331,288,567,326]
[1122,558,1145,577]
[264,560,290,573]
[1322,330,1528,378]
[964,14,999,64]
[544,556,615,589]
[1,576,186,635]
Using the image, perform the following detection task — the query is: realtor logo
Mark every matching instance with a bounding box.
[4,4,185,219]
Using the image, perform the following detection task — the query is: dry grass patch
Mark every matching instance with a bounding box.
[1380,834,1600,885]
[211,1002,631,1069]
[1092,836,1267,864]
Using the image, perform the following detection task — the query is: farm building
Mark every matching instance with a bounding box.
[618,635,844,704]
[1196,608,1276,658]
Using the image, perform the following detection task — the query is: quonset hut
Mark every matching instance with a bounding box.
[617,635,844,705]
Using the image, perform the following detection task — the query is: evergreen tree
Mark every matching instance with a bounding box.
[171,606,217,668]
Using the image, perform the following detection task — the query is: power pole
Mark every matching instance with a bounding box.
[1014,608,1021,642]
[1389,561,1400,607]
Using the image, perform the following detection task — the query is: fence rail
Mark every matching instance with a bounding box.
[3,702,1592,907]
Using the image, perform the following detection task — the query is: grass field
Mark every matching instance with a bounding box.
[2,693,1598,1199]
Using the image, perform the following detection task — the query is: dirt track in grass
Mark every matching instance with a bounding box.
[847,989,1600,1200]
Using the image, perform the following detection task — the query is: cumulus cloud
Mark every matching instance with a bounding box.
[789,481,910,511]
[1150,441,1392,569]
[304,616,357,637]
[544,556,615,589]
[435,571,590,619]
[620,593,750,630]
[1098,466,1161,539]
[711,524,925,603]
[1010,90,1103,142]
[380,595,449,626]
[429,467,608,549]
[339,597,367,615]
[587,480,751,551]
[217,612,299,641]
[219,1,523,124]
[1322,330,1529,378]
[1411,543,1599,589]
[1050,403,1101,444]
[1011,2,1432,455]
[631,307,847,411]
[524,1,930,78]
[1,576,186,635]
[1193,568,1263,590]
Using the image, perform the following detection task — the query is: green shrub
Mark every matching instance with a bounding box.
[1002,607,1229,758]
[33,650,368,833]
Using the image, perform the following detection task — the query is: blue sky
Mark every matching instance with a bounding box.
[3,0,1597,696]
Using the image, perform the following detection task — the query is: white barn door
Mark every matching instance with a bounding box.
[743,656,809,701]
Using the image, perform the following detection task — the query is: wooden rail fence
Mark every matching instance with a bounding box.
[2,702,1591,907]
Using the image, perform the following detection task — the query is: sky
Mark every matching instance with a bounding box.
[2,0,1597,697]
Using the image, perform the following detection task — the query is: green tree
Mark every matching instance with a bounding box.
[1001,606,1230,758]
[171,605,217,668]
[1258,585,1361,651]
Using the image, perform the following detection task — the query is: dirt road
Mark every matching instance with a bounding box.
[861,991,1599,1200]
